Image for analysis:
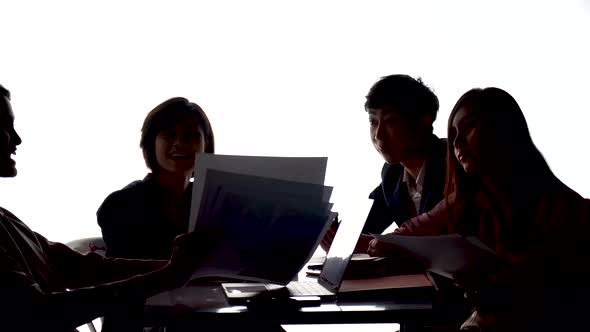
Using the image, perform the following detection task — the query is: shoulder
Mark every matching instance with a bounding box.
[381,162,403,182]
[368,162,402,200]
[0,207,42,246]
[539,182,590,228]
[0,206,16,220]
[111,174,157,200]
[0,207,27,228]
[97,175,156,220]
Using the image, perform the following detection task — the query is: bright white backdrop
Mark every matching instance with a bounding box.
[1,0,589,245]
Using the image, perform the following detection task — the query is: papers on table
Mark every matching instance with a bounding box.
[189,154,334,284]
[371,233,498,279]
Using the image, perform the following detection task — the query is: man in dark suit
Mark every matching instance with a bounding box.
[321,75,446,253]
[363,74,446,234]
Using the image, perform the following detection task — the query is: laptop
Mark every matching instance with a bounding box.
[222,208,375,303]
[222,207,434,304]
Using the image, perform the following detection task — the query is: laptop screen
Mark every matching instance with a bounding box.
[318,210,369,292]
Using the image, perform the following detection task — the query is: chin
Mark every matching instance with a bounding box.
[461,164,478,176]
[0,168,17,178]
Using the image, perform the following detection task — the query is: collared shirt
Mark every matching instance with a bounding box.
[364,135,447,235]
[0,207,164,332]
[403,160,427,217]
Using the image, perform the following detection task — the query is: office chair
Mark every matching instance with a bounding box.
[66,237,106,256]
[65,236,107,332]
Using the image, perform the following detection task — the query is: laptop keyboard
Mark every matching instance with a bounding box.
[287,281,334,296]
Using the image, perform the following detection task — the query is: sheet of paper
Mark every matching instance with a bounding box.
[190,154,328,231]
[191,191,332,284]
[381,222,400,235]
[194,169,333,230]
[371,233,497,279]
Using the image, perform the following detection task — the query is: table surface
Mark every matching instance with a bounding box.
[145,281,433,326]
[145,254,434,327]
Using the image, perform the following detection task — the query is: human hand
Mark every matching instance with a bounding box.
[367,236,402,257]
[353,234,374,254]
[367,235,425,274]
[166,230,219,287]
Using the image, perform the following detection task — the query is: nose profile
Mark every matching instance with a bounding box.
[13,129,22,146]
[374,122,386,142]
[453,132,464,150]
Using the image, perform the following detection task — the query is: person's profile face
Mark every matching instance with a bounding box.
[0,96,22,177]
[154,115,205,177]
[450,105,482,175]
[368,106,426,164]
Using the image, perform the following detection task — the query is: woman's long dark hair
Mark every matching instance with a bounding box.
[444,87,556,237]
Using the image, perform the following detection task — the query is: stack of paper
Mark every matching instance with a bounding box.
[189,154,334,285]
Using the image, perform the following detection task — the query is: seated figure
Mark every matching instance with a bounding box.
[97,97,215,260]
[0,84,210,332]
[370,87,590,332]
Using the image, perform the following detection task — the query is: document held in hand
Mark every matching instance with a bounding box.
[188,154,334,285]
[371,233,498,280]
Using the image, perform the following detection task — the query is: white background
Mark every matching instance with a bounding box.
[1,0,589,246]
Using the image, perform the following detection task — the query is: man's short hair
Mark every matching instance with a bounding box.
[0,84,10,100]
[365,74,439,121]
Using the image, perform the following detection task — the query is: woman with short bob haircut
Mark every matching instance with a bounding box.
[370,87,590,332]
[98,97,215,261]
[140,97,214,172]
[96,97,216,331]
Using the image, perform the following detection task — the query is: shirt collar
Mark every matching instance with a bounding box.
[403,160,427,193]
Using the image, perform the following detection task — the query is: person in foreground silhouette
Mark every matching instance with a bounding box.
[369,87,590,332]
[0,84,212,332]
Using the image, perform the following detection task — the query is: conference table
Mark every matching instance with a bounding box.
[144,257,436,332]
[146,285,433,331]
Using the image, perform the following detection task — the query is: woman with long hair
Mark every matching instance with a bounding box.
[369,87,590,331]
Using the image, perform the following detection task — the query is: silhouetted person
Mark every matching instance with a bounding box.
[98,97,215,260]
[322,74,446,252]
[0,84,211,332]
[97,98,285,332]
[370,87,590,332]
[97,97,214,332]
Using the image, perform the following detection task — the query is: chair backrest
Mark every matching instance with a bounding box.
[66,237,107,255]
[65,237,107,332]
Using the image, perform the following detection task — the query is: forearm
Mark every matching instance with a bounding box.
[394,201,454,236]
[48,240,168,288]
[47,263,176,329]
[103,257,169,280]
[393,214,447,235]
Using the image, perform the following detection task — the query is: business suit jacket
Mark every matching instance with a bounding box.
[363,135,447,234]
